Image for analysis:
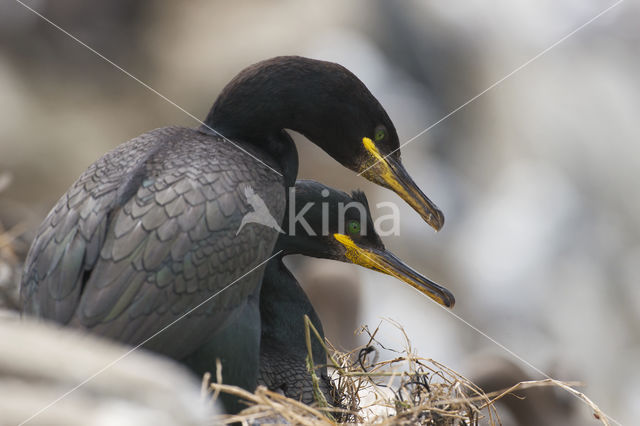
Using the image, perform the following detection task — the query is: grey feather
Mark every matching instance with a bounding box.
[21,126,285,359]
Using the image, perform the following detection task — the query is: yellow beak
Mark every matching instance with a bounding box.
[334,234,455,307]
[360,137,444,231]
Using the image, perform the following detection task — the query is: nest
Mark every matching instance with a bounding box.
[205,318,611,425]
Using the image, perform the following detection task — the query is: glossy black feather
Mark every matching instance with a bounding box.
[21,127,285,358]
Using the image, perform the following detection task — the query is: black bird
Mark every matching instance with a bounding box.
[20,56,445,363]
[184,180,454,413]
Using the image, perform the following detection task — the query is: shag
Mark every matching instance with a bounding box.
[20,56,446,363]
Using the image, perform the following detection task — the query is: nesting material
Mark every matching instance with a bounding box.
[207,319,610,425]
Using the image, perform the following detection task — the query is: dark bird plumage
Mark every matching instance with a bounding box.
[20,56,449,387]
[21,128,283,358]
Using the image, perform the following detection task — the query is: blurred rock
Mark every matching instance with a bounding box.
[0,0,148,80]
[469,355,575,426]
[0,318,217,425]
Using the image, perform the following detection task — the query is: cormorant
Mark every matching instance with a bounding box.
[184,180,454,413]
[20,56,446,365]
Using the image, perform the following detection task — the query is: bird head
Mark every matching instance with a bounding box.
[206,56,444,231]
[278,180,454,308]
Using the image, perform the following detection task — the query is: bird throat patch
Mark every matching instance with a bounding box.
[333,233,383,272]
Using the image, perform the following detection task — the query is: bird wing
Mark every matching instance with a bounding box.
[20,136,142,323]
[21,127,285,358]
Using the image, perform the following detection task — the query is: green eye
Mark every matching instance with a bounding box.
[347,220,361,235]
[374,127,386,141]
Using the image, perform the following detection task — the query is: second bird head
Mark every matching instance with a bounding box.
[277,180,455,308]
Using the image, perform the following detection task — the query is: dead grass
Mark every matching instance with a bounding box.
[204,318,611,425]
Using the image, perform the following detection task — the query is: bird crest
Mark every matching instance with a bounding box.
[236,185,284,236]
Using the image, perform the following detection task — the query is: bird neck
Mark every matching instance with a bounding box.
[266,130,298,189]
[200,112,299,188]
[260,257,326,364]
[203,58,325,145]
[201,57,355,180]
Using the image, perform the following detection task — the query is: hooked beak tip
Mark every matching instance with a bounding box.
[430,208,445,232]
[442,293,455,308]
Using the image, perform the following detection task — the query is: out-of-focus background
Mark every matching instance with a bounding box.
[0,1,637,424]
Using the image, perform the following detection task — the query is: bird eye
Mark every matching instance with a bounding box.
[347,219,361,235]
[374,126,386,142]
